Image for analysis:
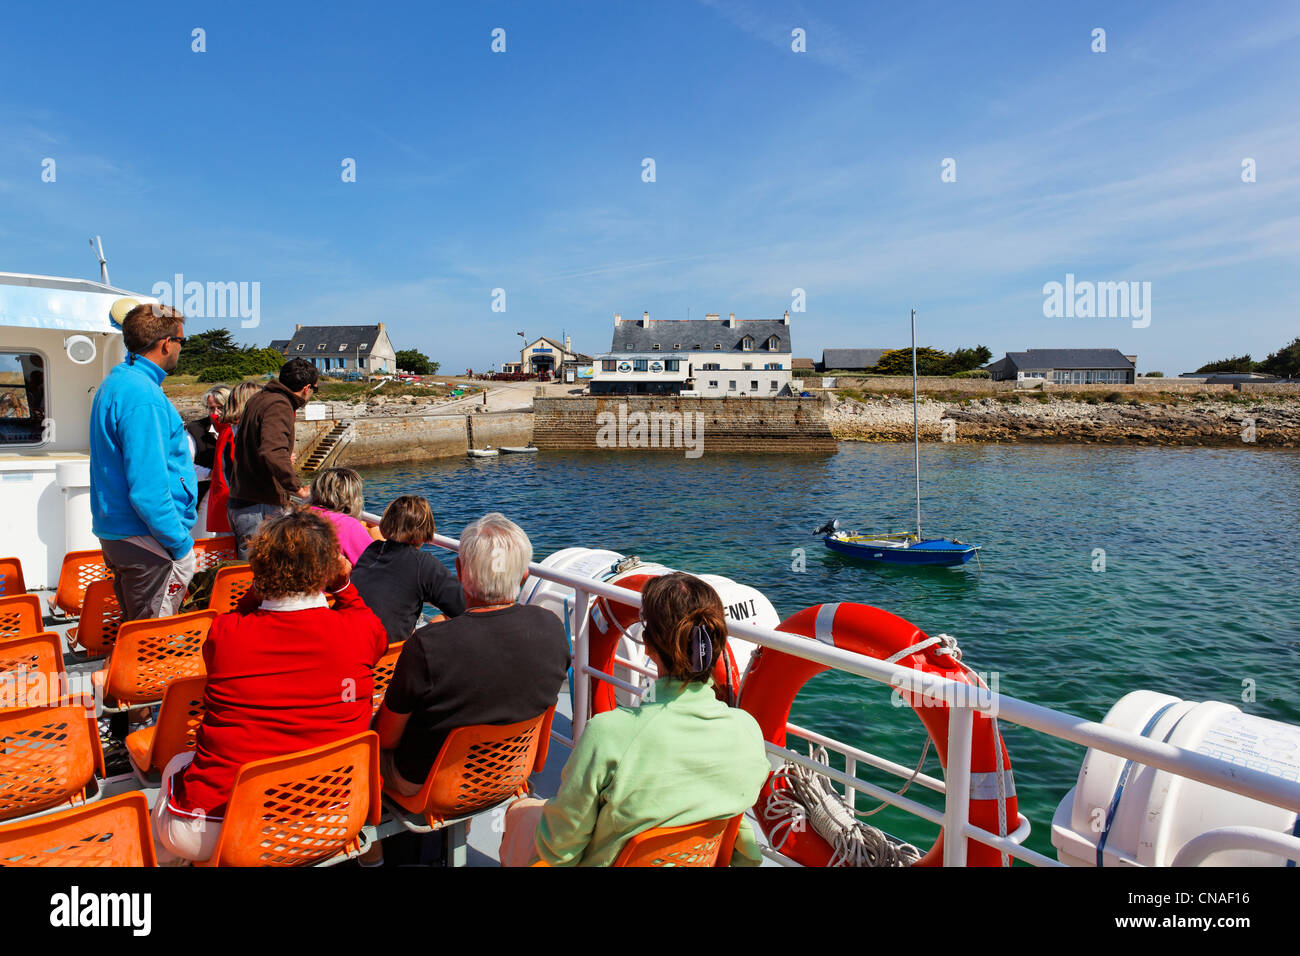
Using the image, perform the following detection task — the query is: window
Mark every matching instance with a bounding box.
[317,343,327,351]
[665,359,680,371]
[765,362,783,370]
[633,359,648,372]
[295,344,304,351]
[767,336,780,350]
[702,362,720,371]
[602,359,617,372]
[339,344,348,351]
[743,363,753,370]
[652,344,661,350]
[770,380,779,390]
[750,380,759,391]
[359,343,368,350]
[742,336,754,351]
[692,344,702,350]
[673,343,682,350]
[713,343,722,350]
[708,380,718,388]
[0,351,47,445]
[729,380,737,390]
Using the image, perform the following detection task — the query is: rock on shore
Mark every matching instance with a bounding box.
[825,395,1300,447]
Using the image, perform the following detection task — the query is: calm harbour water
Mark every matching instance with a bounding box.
[359,443,1300,859]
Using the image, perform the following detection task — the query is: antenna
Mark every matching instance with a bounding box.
[89,236,110,285]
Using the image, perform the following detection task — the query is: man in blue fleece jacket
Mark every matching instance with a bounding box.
[90,303,197,620]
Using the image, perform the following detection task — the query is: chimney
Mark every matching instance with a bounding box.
[783,310,790,325]
[295,323,303,331]
[705,312,720,321]
[642,310,650,327]
[377,322,385,332]
[1124,354,1137,366]
[565,335,572,353]
[614,312,621,324]
[725,313,736,328]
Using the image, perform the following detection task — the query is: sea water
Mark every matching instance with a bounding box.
[360,443,1300,860]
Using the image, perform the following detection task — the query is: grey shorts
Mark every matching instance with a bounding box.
[100,536,196,622]
[226,499,285,560]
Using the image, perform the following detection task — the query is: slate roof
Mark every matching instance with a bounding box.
[610,319,790,353]
[269,339,290,352]
[283,325,387,354]
[821,348,890,370]
[997,349,1134,370]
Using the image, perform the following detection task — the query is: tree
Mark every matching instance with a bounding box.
[943,345,993,375]
[871,347,949,375]
[1257,337,1300,379]
[396,349,435,375]
[1196,354,1256,374]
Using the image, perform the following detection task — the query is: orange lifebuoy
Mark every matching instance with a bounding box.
[589,575,741,715]
[737,602,1015,867]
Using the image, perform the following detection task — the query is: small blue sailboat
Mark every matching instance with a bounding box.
[817,309,981,568]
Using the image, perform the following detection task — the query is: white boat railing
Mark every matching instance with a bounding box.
[398,524,1300,867]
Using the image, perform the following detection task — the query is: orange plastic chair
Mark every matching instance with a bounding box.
[0,700,104,823]
[125,675,207,779]
[0,791,156,866]
[196,731,380,867]
[0,595,43,642]
[192,536,238,571]
[207,565,253,614]
[65,579,122,657]
[613,815,743,867]
[385,707,555,832]
[370,641,405,714]
[50,549,112,618]
[0,557,25,597]
[101,610,216,711]
[0,633,65,709]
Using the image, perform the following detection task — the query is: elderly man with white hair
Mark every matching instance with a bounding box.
[374,512,570,799]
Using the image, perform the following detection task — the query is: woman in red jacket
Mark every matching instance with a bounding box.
[205,380,262,534]
[152,509,388,863]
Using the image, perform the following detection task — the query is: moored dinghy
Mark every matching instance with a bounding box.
[499,445,538,454]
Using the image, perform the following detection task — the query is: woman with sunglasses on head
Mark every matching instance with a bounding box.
[520,572,770,866]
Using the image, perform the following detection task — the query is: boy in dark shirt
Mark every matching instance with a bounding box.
[352,496,466,641]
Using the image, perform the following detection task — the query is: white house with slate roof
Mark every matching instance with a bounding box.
[276,323,397,375]
[591,311,794,397]
[984,348,1136,384]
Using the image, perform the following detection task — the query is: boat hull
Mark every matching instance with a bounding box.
[822,534,978,567]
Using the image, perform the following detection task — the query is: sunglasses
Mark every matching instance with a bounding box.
[308,383,320,393]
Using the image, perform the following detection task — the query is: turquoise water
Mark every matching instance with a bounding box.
[359,444,1300,860]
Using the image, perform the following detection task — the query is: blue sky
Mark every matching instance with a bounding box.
[2,0,1298,374]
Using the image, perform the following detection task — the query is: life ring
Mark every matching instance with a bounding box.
[589,574,741,714]
[737,602,1015,867]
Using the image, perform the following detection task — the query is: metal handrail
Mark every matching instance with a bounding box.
[358,517,1300,866]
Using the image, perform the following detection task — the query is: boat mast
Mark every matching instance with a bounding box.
[912,308,921,540]
[89,236,109,286]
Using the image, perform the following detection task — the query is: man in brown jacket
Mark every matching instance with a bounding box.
[227,357,318,558]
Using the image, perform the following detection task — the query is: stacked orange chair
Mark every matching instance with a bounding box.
[0,557,25,597]
[0,792,156,866]
[0,633,65,709]
[65,579,122,656]
[124,676,207,780]
[192,536,237,571]
[0,700,104,823]
[101,610,217,713]
[207,565,254,614]
[196,731,380,867]
[0,594,43,642]
[50,550,112,618]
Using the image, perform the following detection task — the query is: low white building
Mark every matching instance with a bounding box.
[591,311,794,397]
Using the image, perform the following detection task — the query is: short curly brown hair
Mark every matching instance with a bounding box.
[248,509,339,598]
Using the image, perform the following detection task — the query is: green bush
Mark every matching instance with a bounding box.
[1084,395,1100,405]
[197,364,248,383]
[1103,391,1124,403]
[952,369,991,379]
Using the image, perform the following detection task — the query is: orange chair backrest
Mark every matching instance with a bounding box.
[0,557,25,598]
[199,731,379,867]
[0,791,156,867]
[613,815,742,867]
[0,595,43,642]
[139,675,208,773]
[72,579,123,657]
[370,641,405,713]
[103,610,217,706]
[52,550,112,617]
[0,633,65,709]
[0,700,104,822]
[192,536,238,571]
[400,708,552,825]
[208,565,253,614]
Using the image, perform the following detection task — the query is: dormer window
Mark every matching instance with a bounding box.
[317,343,327,351]
[339,344,348,351]
[359,343,368,350]
[767,336,780,351]
[713,343,722,350]
[742,336,754,351]
[295,344,304,351]
[652,343,661,350]
[673,343,682,350]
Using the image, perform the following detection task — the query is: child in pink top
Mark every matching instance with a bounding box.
[307,468,382,564]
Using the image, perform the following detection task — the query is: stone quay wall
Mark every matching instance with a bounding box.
[532,396,836,454]
[290,411,533,467]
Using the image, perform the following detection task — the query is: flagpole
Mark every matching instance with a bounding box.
[912,308,921,540]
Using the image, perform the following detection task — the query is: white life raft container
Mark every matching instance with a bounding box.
[1051,689,1300,866]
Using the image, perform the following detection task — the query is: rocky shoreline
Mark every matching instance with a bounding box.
[825,395,1300,447]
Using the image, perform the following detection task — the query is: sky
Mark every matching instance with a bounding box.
[2,0,1298,375]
